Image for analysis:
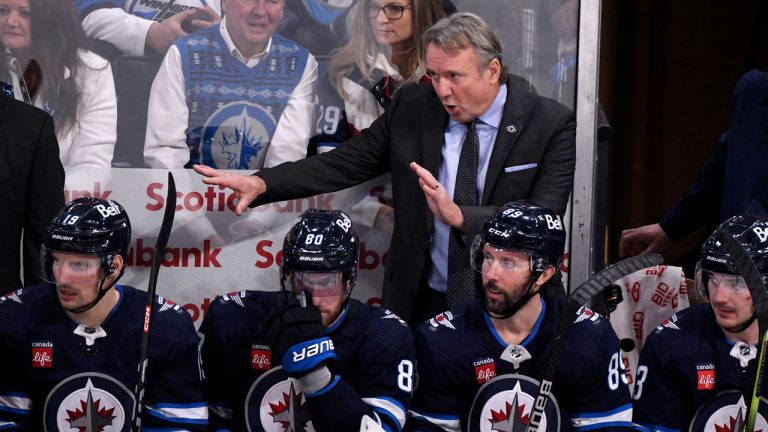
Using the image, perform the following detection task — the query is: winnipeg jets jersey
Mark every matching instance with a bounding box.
[200,290,415,432]
[0,285,207,431]
[633,304,768,431]
[75,0,217,22]
[408,296,633,432]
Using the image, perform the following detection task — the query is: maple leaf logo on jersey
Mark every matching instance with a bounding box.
[429,312,456,330]
[269,381,311,432]
[65,388,116,431]
[712,405,761,432]
[488,392,529,432]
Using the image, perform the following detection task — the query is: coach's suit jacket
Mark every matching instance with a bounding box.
[0,95,65,294]
[253,75,576,321]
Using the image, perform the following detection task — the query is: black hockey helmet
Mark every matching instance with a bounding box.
[470,201,566,319]
[701,214,768,277]
[41,197,131,312]
[280,209,359,300]
[471,200,566,274]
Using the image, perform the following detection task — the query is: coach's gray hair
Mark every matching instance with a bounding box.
[422,12,507,83]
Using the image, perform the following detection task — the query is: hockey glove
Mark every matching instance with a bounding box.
[259,292,336,378]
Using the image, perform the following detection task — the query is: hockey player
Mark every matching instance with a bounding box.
[0,197,207,430]
[632,214,768,431]
[200,208,415,431]
[407,201,633,431]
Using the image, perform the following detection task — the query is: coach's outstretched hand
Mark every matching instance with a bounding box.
[193,164,266,215]
[259,292,336,379]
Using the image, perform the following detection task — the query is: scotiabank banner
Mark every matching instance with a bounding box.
[64,168,391,325]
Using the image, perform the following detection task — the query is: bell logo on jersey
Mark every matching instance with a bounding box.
[32,341,53,368]
[473,358,496,384]
[697,367,715,390]
[252,345,271,371]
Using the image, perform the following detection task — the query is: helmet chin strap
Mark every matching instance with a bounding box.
[722,311,757,334]
[483,271,542,320]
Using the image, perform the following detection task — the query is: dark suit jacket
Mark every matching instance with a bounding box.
[0,95,65,294]
[253,75,576,321]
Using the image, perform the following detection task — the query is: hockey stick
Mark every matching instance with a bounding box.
[714,231,768,432]
[132,172,176,432]
[525,253,664,432]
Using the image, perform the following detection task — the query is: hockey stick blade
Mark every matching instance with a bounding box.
[133,172,176,432]
[714,230,768,432]
[525,253,663,432]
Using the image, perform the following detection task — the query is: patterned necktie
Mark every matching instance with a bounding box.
[446,120,479,308]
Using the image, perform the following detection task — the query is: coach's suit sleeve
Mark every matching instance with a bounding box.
[23,114,64,287]
[251,84,405,206]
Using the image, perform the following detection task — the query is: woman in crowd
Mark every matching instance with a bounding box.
[0,0,116,167]
[313,0,448,228]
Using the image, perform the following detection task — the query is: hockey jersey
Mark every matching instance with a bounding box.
[632,304,768,431]
[408,296,633,431]
[75,0,215,22]
[0,284,207,431]
[200,290,415,432]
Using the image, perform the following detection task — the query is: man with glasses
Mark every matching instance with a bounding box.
[200,209,414,431]
[144,0,318,170]
[0,197,207,430]
[407,201,633,431]
[194,12,576,326]
[633,214,768,430]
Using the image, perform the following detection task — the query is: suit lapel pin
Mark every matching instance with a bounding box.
[506,124,517,134]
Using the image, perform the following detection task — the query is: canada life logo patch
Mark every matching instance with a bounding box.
[697,363,715,391]
[473,358,496,384]
[32,341,53,368]
[252,345,271,371]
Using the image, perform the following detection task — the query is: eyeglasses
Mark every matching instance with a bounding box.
[368,4,412,20]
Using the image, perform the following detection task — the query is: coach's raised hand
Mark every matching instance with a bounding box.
[193,164,266,215]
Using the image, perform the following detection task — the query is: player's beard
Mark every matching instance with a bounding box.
[482,280,526,317]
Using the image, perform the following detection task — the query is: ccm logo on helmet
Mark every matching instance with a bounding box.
[488,228,510,238]
[292,339,334,363]
[95,202,122,218]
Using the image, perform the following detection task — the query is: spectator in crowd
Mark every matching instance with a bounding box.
[0,0,117,167]
[0,197,207,430]
[75,0,220,57]
[311,0,447,229]
[0,94,63,294]
[200,209,414,431]
[620,69,768,258]
[194,12,576,325]
[144,0,318,170]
